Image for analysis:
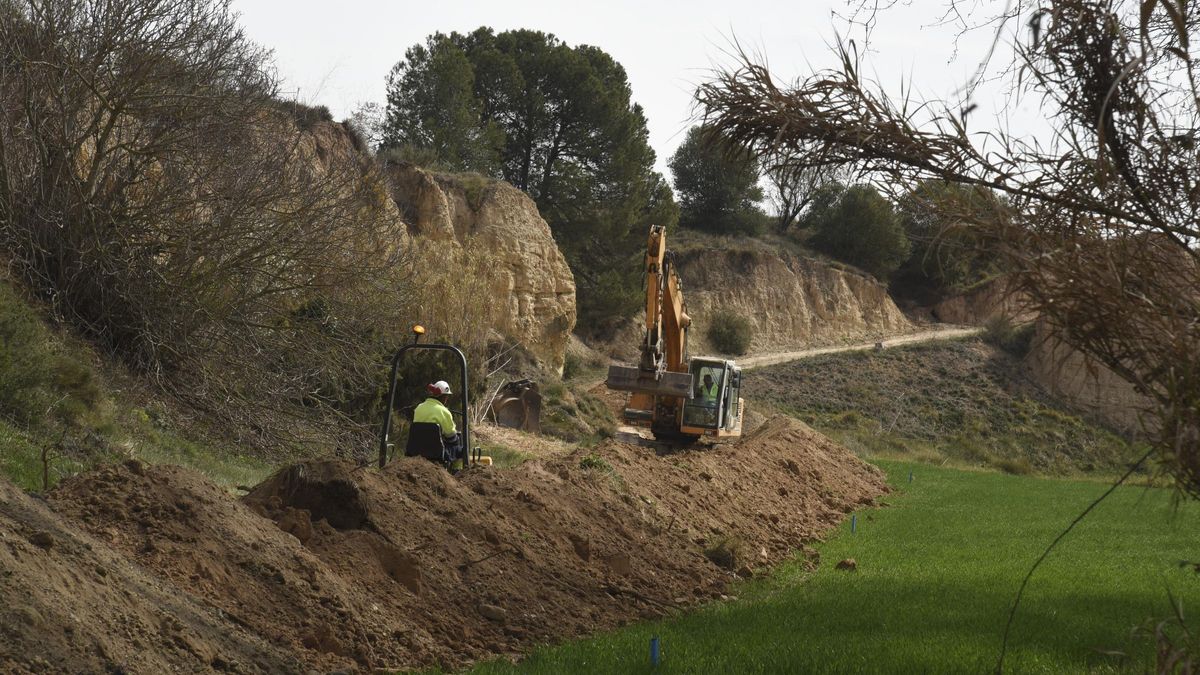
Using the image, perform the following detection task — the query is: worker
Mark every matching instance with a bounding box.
[698,373,720,404]
[414,380,463,462]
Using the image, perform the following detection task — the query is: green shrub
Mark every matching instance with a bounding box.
[983,315,1035,357]
[579,453,613,472]
[707,309,753,355]
[562,352,582,380]
[0,282,100,427]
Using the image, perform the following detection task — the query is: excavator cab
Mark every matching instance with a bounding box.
[680,358,743,437]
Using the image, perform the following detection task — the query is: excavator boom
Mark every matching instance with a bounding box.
[604,224,693,399]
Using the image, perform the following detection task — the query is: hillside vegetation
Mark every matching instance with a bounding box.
[747,339,1144,476]
[0,277,272,492]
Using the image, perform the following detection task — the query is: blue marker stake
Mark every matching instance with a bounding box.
[650,636,661,666]
[851,514,856,533]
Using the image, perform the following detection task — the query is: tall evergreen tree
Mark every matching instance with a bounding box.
[668,125,766,235]
[382,28,677,333]
[383,34,502,173]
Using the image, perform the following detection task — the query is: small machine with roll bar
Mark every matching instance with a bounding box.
[378,325,490,470]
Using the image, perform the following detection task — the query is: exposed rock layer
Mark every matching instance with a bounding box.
[675,247,910,355]
[386,164,576,372]
[1026,320,1150,432]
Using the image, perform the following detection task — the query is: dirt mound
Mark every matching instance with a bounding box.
[0,467,297,674]
[49,461,397,672]
[42,416,885,671]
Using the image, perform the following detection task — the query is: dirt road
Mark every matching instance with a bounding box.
[739,325,983,370]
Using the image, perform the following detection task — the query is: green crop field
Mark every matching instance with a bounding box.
[467,461,1199,674]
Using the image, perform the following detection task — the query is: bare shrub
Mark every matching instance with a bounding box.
[0,0,414,453]
[384,237,507,426]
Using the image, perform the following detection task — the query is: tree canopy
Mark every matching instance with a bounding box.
[668,125,767,235]
[894,182,1007,299]
[802,184,911,281]
[383,28,676,332]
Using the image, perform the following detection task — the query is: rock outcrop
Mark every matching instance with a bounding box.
[675,246,910,355]
[386,164,576,372]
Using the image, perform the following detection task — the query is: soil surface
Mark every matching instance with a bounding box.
[3,416,886,673]
[738,326,982,370]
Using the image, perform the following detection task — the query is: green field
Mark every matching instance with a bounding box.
[468,461,1199,674]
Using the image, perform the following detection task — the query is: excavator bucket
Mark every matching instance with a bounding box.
[488,380,542,433]
[605,365,694,398]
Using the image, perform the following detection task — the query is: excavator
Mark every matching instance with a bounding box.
[606,225,744,442]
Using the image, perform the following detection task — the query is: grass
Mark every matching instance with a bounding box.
[747,339,1144,476]
[478,440,533,469]
[126,423,273,489]
[0,407,273,492]
[0,418,88,491]
[465,460,1199,674]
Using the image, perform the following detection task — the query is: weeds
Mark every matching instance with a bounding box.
[749,339,1142,476]
[579,453,613,473]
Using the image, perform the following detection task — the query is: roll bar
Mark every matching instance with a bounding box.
[378,328,470,469]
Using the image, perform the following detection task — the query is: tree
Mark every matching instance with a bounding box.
[383,34,502,173]
[763,153,847,232]
[382,28,676,332]
[346,101,385,152]
[697,1,1200,495]
[804,184,911,280]
[894,181,1007,297]
[668,125,766,235]
[0,0,412,451]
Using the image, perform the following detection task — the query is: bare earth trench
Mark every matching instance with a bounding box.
[0,414,887,674]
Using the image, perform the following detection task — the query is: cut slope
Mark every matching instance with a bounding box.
[45,417,885,671]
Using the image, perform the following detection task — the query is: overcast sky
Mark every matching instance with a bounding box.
[231,0,1042,177]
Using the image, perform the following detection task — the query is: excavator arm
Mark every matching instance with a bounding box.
[606,225,693,398]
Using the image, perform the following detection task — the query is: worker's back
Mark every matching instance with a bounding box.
[414,397,456,437]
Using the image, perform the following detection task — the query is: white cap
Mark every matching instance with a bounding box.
[427,380,452,396]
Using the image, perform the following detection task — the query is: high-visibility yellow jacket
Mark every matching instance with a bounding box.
[414,397,457,437]
[699,381,719,402]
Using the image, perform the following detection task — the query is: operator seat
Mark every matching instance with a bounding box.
[405,422,447,465]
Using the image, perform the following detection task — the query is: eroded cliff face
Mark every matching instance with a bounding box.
[1026,321,1151,433]
[675,247,910,355]
[386,164,576,372]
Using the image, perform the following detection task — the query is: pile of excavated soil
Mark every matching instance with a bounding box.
[0,473,298,674]
[39,415,886,672]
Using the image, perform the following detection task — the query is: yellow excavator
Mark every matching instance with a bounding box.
[606,225,744,442]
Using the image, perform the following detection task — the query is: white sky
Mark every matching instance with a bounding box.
[231,0,1046,177]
